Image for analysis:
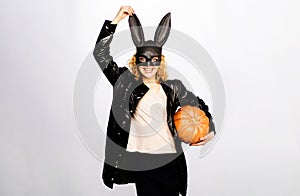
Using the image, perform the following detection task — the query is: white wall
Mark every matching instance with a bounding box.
[1,0,299,195]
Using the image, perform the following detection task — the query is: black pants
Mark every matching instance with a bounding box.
[131,153,181,196]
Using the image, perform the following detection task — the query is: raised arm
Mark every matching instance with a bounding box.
[93,6,135,85]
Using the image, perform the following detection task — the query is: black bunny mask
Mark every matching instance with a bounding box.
[128,13,171,66]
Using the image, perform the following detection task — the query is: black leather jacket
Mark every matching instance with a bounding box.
[93,20,215,196]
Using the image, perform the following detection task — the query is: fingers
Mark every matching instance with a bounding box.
[200,131,214,141]
[190,138,208,146]
[112,6,135,24]
[128,6,135,16]
[121,6,135,16]
[189,132,215,146]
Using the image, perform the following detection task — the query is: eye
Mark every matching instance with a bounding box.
[139,56,146,62]
[151,57,159,62]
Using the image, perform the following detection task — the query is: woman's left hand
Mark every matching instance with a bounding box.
[190,131,215,146]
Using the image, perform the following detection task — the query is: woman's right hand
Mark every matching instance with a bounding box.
[111,6,135,24]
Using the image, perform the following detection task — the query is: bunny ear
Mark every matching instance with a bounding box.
[128,14,145,47]
[154,12,171,47]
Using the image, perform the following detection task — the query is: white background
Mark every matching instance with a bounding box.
[1,0,300,195]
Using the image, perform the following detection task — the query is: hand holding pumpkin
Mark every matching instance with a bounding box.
[174,105,213,145]
[189,131,215,146]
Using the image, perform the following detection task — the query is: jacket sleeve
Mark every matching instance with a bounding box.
[93,20,128,86]
[174,80,216,134]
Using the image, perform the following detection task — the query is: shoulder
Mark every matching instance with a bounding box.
[162,79,188,96]
[164,79,183,85]
[163,79,185,91]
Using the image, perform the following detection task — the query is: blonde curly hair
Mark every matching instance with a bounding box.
[128,55,168,81]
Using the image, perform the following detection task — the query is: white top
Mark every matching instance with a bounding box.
[126,83,176,154]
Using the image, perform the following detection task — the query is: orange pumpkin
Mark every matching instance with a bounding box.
[173,105,209,144]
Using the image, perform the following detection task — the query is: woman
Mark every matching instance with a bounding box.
[93,6,215,196]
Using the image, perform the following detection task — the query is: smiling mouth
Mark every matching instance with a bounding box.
[143,67,154,73]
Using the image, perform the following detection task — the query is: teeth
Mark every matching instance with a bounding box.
[144,68,153,73]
